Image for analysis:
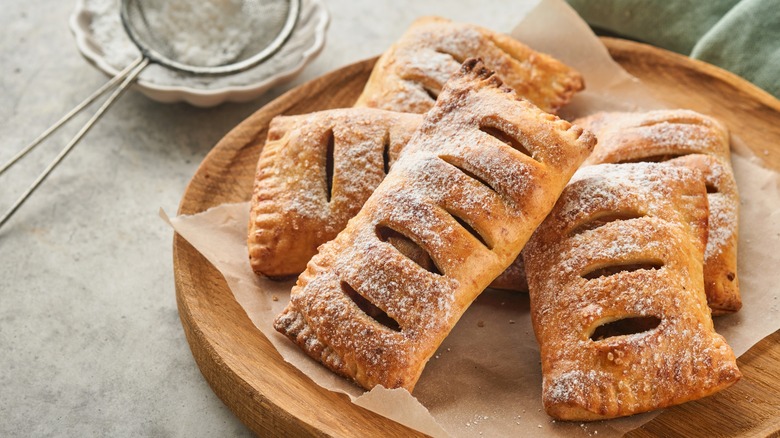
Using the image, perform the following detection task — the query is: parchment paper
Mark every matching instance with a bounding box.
[165,0,780,435]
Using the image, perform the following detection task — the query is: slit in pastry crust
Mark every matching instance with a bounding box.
[587,315,662,342]
[580,259,665,281]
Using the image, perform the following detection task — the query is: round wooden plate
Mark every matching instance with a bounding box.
[173,38,780,437]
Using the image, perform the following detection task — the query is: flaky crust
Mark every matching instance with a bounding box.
[274,59,595,391]
[576,110,741,314]
[248,109,421,277]
[524,163,740,421]
[354,16,584,115]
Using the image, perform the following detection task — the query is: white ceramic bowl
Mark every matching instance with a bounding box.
[70,0,329,107]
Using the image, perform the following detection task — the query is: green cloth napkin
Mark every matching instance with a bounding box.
[566,0,780,98]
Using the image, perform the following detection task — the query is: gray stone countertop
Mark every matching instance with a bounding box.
[1,1,536,436]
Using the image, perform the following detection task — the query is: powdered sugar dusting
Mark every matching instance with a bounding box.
[275,60,592,391]
[248,109,421,276]
[581,110,731,165]
[578,110,741,313]
[525,162,740,419]
[706,194,737,258]
[355,17,584,114]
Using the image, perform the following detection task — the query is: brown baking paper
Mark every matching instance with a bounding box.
[165,0,780,435]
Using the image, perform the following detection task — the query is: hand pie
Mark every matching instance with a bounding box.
[355,16,584,115]
[524,163,740,420]
[248,109,421,277]
[247,107,530,290]
[274,59,595,391]
[576,110,740,314]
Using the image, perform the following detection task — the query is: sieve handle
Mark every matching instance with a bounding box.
[0,56,150,230]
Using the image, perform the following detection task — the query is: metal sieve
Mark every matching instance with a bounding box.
[0,0,300,229]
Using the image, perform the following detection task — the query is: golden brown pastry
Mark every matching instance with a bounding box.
[274,59,595,391]
[248,109,421,277]
[247,106,530,290]
[577,110,740,314]
[355,16,584,115]
[524,163,740,421]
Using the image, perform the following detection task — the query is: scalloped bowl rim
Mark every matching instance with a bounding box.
[68,0,329,106]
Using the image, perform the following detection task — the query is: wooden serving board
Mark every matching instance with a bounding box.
[173,38,780,437]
